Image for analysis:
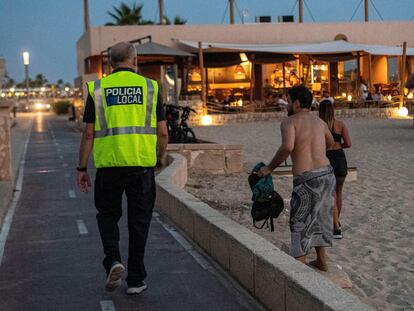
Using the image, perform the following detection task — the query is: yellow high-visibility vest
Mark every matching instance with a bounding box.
[87,71,158,168]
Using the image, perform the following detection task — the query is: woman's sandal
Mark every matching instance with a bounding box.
[308,260,328,272]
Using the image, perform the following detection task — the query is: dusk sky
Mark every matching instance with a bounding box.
[1,0,413,85]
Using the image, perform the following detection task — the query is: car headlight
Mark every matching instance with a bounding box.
[35,103,44,109]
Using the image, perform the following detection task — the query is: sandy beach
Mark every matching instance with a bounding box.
[185,118,414,311]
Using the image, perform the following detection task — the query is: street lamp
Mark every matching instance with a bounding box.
[22,51,30,104]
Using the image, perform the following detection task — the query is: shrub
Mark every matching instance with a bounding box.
[52,101,72,115]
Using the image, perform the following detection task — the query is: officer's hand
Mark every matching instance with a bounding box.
[258,166,272,177]
[156,155,167,169]
[77,172,91,193]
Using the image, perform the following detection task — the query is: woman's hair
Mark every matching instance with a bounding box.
[319,99,335,130]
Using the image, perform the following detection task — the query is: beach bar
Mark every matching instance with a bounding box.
[76,22,414,112]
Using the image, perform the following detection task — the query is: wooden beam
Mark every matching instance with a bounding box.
[250,63,255,105]
[364,0,369,22]
[357,52,361,97]
[229,0,235,24]
[198,42,207,114]
[400,41,407,108]
[84,0,89,31]
[368,54,373,93]
[159,0,164,25]
[299,0,303,23]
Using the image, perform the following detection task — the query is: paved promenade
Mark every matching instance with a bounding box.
[0,113,262,311]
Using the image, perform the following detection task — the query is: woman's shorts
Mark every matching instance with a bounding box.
[326,149,348,178]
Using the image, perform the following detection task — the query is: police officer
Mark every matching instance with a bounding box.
[76,42,168,295]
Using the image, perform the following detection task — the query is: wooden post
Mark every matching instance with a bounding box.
[282,62,286,94]
[368,54,373,93]
[357,52,361,97]
[173,64,179,105]
[229,0,235,24]
[364,0,369,22]
[198,42,207,114]
[159,0,164,24]
[400,41,407,109]
[299,0,303,23]
[84,0,89,31]
[250,63,255,106]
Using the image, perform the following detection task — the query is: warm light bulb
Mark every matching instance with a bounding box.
[407,93,413,99]
[387,95,392,101]
[341,93,346,98]
[237,99,243,106]
[398,107,409,117]
[239,53,248,62]
[347,95,352,101]
[40,87,46,92]
[201,115,213,126]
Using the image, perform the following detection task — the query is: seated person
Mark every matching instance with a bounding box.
[277,94,288,108]
[321,90,334,104]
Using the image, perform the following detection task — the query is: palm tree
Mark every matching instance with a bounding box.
[163,15,187,25]
[106,2,152,25]
[33,73,48,87]
[173,16,187,25]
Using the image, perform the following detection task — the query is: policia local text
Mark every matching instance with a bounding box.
[105,87,143,106]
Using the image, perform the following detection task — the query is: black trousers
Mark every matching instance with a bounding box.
[94,167,155,286]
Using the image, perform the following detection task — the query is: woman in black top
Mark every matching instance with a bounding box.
[319,100,352,239]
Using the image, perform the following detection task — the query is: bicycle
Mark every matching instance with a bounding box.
[165,104,198,144]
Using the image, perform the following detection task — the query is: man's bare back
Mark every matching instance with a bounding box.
[287,112,333,176]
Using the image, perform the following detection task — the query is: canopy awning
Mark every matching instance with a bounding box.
[134,42,193,57]
[178,39,414,56]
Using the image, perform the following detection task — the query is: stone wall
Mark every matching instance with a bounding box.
[180,99,398,125]
[155,153,373,311]
[0,114,12,181]
[167,143,243,174]
[0,103,13,228]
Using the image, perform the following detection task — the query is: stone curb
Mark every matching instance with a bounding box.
[155,153,374,311]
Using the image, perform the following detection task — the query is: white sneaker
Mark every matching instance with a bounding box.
[105,262,125,292]
[126,281,147,295]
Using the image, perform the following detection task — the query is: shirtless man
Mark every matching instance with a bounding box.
[259,85,335,271]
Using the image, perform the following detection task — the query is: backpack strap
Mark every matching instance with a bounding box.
[253,217,275,232]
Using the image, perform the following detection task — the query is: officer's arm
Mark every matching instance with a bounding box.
[78,123,94,168]
[156,120,168,164]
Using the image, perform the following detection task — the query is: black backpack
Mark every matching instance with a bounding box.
[248,163,284,232]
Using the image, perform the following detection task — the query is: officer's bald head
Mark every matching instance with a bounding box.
[109,42,137,69]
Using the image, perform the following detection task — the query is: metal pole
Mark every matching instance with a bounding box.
[159,0,164,24]
[25,64,29,106]
[364,0,369,22]
[198,42,207,114]
[400,42,407,109]
[299,0,303,23]
[84,0,89,31]
[229,0,235,24]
